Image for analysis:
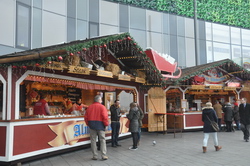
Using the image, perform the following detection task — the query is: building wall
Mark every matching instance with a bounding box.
[0,0,250,69]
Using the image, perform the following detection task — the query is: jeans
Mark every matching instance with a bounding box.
[90,129,107,158]
[203,132,219,147]
[111,122,120,146]
[241,123,250,140]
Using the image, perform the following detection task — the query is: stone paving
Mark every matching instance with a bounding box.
[22,130,250,166]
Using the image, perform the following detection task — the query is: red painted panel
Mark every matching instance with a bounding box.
[0,126,6,156]
[185,114,203,127]
[13,123,58,155]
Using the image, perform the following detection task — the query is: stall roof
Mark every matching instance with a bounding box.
[0,32,170,88]
[169,59,250,85]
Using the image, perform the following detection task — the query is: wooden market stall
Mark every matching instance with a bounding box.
[0,33,163,165]
[164,59,250,130]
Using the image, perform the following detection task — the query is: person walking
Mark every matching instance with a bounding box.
[110,99,122,147]
[127,102,140,150]
[233,102,240,130]
[84,95,109,160]
[239,98,250,142]
[202,102,222,153]
[213,100,223,131]
[223,102,234,132]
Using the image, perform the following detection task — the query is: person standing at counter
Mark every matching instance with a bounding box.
[110,99,122,147]
[233,102,240,130]
[239,98,250,142]
[72,97,88,115]
[223,102,234,132]
[213,101,223,131]
[63,96,73,114]
[127,102,140,150]
[33,94,51,115]
[202,102,222,153]
[84,95,109,160]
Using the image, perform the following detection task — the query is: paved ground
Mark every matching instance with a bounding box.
[22,130,250,166]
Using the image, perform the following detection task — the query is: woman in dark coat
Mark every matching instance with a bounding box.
[202,102,222,153]
[223,102,234,132]
[127,102,140,150]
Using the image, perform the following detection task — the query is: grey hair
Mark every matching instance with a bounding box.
[94,95,102,102]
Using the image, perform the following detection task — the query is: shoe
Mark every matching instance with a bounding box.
[112,145,117,148]
[202,146,207,153]
[116,144,121,146]
[129,146,138,150]
[215,146,222,151]
[92,156,98,160]
[245,139,249,142]
[102,156,108,160]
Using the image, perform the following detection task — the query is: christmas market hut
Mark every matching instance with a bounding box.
[0,32,165,165]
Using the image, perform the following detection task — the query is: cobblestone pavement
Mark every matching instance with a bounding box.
[23,130,249,166]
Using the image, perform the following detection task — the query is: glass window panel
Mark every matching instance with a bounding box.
[77,0,88,20]
[206,41,213,63]
[186,38,196,67]
[89,22,99,38]
[120,27,129,33]
[177,36,186,68]
[231,45,242,65]
[17,0,31,6]
[77,20,88,40]
[147,32,162,52]
[130,7,146,30]
[199,40,206,64]
[205,22,212,41]
[170,35,178,61]
[32,8,42,48]
[119,4,129,28]
[100,1,118,26]
[213,23,230,43]
[89,0,99,23]
[163,34,170,55]
[198,20,206,40]
[213,42,230,61]
[185,18,194,38]
[169,14,177,35]
[146,10,162,33]
[43,0,66,15]
[177,16,185,37]
[242,46,250,70]
[43,11,66,47]
[231,27,241,45]
[16,3,30,49]
[242,29,250,46]
[100,24,118,36]
[130,29,146,49]
[163,13,169,34]
[67,18,76,42]
[67,0,76,18]
[33,0,42,8]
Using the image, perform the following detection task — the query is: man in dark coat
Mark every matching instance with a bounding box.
[223,102,234,132]
[233,102,240,130]
[239,98,250,142]
[110,100,122,147]
[202,102,222,153]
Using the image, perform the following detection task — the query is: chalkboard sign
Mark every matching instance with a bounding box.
[67,88,81,104]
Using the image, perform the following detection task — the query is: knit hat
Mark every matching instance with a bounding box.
[206,102,212,107]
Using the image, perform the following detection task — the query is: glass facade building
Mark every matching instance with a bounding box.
[0,0,249,69]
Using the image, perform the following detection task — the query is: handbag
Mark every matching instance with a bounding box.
[206,115,220,132]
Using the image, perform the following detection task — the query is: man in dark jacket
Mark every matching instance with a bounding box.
[85,95,109,160]
[110,100,122,147]
[239,98,250,142]
[223,102,234,132]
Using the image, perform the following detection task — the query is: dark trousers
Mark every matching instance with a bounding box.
[131,132,138,148]
[241,123,250,140]
[234,120,240,130]
[218,118,222,131]
[225,121,232,132]
[111,122,120,146]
